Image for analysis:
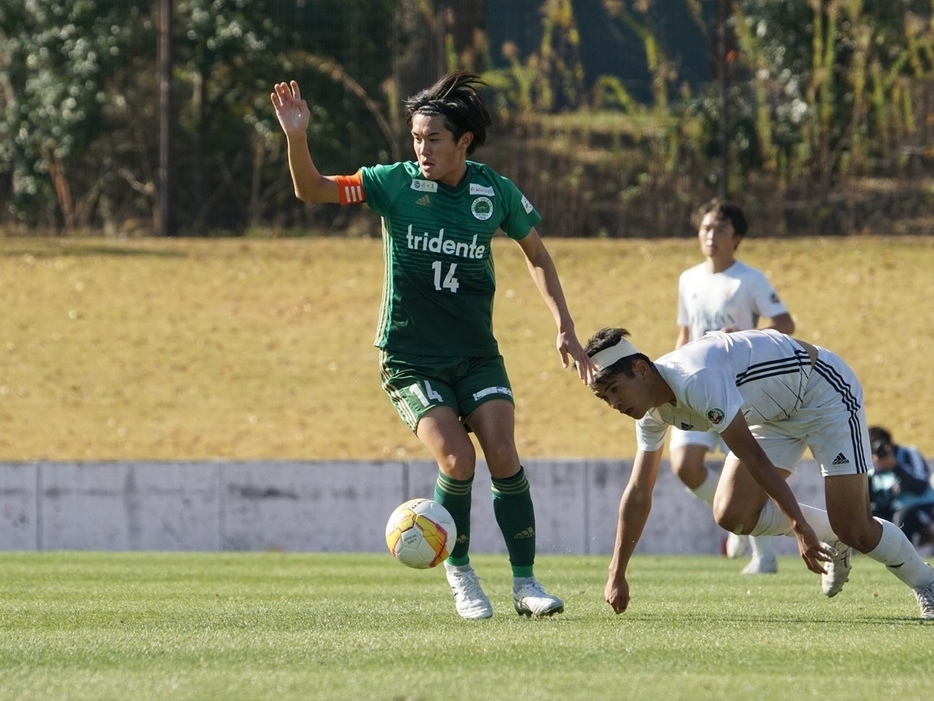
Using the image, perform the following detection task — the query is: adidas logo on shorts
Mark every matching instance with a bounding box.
[831,452,850,465]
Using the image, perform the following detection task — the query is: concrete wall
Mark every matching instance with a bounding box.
[0,459,827,555]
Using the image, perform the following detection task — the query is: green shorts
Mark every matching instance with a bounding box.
[379,350,514,432]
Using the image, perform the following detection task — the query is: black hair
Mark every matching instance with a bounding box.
[692,198,749,237]
[403,70,492,156]
[583,327,653,386]
[868,425,894,457]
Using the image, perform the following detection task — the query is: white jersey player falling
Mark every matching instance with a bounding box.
[586,325,934,619]
[639,329,870,476]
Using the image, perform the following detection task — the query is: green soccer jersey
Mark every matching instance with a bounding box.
[359,160,541,356]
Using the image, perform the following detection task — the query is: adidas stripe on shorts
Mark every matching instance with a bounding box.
[735,347,873,478]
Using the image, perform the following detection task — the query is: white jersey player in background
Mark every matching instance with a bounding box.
[584,327,934,620]
[672,199,794,574]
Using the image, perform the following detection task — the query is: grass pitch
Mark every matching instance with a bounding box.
[1,552,931,701]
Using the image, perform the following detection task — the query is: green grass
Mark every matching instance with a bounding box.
[0,235,932,460]
[0,552,931,701]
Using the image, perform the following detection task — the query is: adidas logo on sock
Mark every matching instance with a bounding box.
[831,452,850,465]
[514,527,535,539]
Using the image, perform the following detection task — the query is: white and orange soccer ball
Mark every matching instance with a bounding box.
[385,498,457,569]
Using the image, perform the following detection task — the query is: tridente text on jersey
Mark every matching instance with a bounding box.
[406,226,486,259]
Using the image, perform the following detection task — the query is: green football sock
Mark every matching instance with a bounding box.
[491,466,535,578]
[435,472,472,566]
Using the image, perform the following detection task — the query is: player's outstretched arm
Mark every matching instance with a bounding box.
[674,325,691,350]
[516,228,595,384]
[605,447,663,614]
[761,311,795,335]
[270,80,340,204]
[720,413,831,573]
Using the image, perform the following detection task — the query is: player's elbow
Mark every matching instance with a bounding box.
[772,315,795,335]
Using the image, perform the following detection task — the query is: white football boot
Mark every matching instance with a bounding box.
[513,577,564,617]
[741,536,778,574]
[913,580,934,620]
[741,553,778,575]
[445,564,493,619]
[821,542,852,597]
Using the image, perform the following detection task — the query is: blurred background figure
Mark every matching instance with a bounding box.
[670,199,795,575]
[868,426,934,556]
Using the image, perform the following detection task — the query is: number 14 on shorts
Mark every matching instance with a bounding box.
[410,381,444,407]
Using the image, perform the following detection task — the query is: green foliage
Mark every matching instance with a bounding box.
[0,1,932,235]
[483,0,586,116]
[0,0,396,234]
[725,0,934,185]
[0,0,152,227]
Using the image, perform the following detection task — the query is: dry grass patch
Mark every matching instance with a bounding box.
[0,235,931,460]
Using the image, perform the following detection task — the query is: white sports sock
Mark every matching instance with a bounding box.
[749,499,839,544]
[686,469,717,506]
[749,535,775,558]
[866,518,934,588]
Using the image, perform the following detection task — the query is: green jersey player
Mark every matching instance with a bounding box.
[272,71,594,619]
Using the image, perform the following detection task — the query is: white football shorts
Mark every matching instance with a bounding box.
[725,347,872,478]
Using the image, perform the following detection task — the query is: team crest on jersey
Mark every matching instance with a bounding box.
[470,183,495,196]
[410,179,438,192]
[706,408,725,425]
[471,196,494,221]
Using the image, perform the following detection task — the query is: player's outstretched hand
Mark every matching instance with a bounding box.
[794,522,834,575]
[558,330,595,385]
[270,80,310,137]
[604,573,631,614]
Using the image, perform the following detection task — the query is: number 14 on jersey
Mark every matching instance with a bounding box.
[431,261,459,293]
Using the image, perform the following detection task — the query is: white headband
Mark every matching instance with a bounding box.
[591,337,641,371]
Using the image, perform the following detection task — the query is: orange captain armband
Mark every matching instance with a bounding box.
[336,172,365,205]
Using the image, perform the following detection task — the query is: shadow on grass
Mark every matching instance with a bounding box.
[624,611,928,626]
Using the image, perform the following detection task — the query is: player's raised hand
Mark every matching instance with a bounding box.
[270,80,310,136]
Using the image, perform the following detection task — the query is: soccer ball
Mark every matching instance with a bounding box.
[385,498,457,569]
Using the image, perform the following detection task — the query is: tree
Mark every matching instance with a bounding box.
[731,0,934,187]
[0,0,155,231]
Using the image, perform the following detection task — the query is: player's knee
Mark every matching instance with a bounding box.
[831,519,879,553]
[715,516,745,535]
[713,506,749,535]
[436,449,477,481]
[670,460,706,489]
[670,461,690,483]
[480,441,519,477]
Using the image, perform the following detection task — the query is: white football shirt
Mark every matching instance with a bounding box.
[637,329,812,451]
[677,260,788,341]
